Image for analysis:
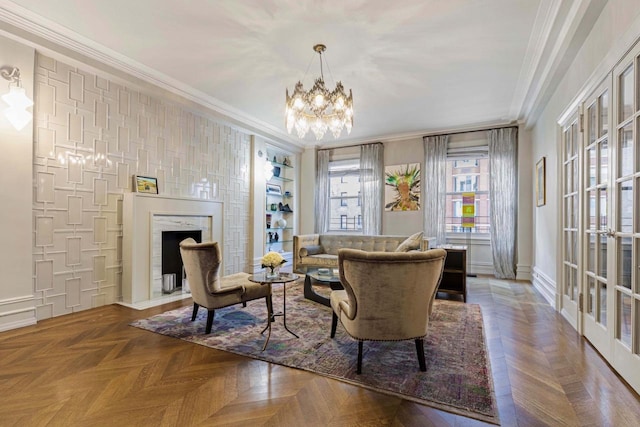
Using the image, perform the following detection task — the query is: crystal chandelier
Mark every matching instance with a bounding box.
[285,44,353,140]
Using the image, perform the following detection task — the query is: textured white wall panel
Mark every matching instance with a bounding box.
[33,53,252,319]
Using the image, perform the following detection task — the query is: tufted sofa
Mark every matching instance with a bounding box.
[293,233,435,273]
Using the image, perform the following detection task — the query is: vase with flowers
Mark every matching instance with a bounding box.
[261,251,286,279]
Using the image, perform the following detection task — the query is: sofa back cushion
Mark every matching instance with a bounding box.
[319,235,408,255]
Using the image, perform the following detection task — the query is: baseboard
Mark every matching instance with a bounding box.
[0,295,37,332]
[469,262,493,276]
[516,264,532,281]
[531,266,556,308]
[117,292,191,310]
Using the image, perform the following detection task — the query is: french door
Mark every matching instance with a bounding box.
[561,113,580,329]
[582,80,611,357]
[610,42,640,392]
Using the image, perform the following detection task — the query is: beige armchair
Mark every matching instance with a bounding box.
[179,238,272,334]
[330,248,447,374]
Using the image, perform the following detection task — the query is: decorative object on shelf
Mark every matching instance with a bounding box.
[285,44,354,140]
[278,202,293,213]
[283,156,292,167]
[266,183,281,194]
[1,66,33,131]
[273,166,281,177]
[266,214,272,228]
[261,251,286,279]
[276,218,287,228]
[133,175,159,194]
[284,191,292,197]
[270,203,278,211]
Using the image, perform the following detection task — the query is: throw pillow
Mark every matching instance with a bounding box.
[395,231,424,252]
[300,245,324,256]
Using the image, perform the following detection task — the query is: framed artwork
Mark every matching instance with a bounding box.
[134,175,159,194]
[384,163,421,211]
[536,157,546,206]
[266,183,282,194]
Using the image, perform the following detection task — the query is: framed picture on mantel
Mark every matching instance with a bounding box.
[134,175,159,194]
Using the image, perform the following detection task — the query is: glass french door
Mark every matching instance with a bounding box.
[610,42,640,392]
[561,113,580,329]
[582,80,611,356]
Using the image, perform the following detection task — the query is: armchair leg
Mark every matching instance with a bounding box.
[357,341,363,374]
[205,309,215,334]
[191,303,199,321]
[330,312,338,338]
[242,302,247,308]
[415,338,426,372]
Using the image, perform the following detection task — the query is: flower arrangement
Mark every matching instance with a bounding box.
[261,251,286,278]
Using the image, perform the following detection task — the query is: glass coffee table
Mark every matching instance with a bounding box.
[303,268,344,307]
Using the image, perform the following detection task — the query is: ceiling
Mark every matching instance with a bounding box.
[0,0,600,148]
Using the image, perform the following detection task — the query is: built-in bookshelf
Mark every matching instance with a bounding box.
[264,150,295,256]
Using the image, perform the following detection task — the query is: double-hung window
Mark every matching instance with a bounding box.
[328,158,362,231]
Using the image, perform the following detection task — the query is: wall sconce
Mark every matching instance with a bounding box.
[1,66,33,131]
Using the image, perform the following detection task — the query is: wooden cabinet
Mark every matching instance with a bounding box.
[437,245,467,302]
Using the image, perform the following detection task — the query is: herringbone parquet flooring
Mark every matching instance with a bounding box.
[1,277,639,426]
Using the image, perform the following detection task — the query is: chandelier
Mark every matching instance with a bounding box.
[285,44,353,140]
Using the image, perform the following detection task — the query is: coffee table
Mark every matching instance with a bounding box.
[303,268,344,307]
[248,272,299,351]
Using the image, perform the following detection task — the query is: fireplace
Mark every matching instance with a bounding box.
[161,230,202,292]
[122,193,223,309]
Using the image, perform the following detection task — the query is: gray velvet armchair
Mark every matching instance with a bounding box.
[179,238,272,334]
[330,248,447,374]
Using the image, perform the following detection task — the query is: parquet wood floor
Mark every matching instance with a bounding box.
[1,277,639,426]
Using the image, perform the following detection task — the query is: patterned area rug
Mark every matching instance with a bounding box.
[131,281,499,424]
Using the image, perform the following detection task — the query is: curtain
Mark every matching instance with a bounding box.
[360,143,384,235]
[423,135,448,246]
[488,127,518,279]
[315,149,330,233]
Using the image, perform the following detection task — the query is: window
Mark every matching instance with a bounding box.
[340,192,348,206]
[328,158,362,231]
[446,157,490,234]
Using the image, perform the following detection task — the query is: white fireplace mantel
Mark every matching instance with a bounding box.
[121,193,223,309]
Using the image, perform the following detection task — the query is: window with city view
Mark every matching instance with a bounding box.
[329,159,362,231]
[445,157,490,233]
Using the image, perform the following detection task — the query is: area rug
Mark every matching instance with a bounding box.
[131,282,499,424]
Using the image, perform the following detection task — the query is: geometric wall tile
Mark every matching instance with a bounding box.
[138,114,148,139]
[116,197,123,225]
[116,162,130,189]
[35,260,54,291]
[36,172,55,203]
[68,112,83,143]
[66,237,82,266]
[95,101,108,129]
[93,217,107,244]
[117,126,129,152]
[172,156,181,178]
[96,75,109,91]
[137,148,148,175]
[68,196,83,224]
[94,139,108,168]
[93,178,108,205]
[67,154,84,183]
[37,127,55,158]
[35,216,54,246]
[68,71,84,102]
[65,277,81,307]
[118,89,130,116]
[37,83,55,116]
[93,255,106,282]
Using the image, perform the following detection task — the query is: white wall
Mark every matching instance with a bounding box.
[0,33,36,331]
[530,0,640,302]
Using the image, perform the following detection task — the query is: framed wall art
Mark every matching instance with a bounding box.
[536,157,546,206]
[134,175,159,194]
[266,183,282,194]
[384,163,421,211]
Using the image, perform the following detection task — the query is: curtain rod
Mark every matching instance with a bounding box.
[317,141,382,152]
[424,124,518,138]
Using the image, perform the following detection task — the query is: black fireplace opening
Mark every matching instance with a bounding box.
[162,230,202,292]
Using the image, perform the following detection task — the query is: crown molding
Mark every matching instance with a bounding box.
[0,1,303,148]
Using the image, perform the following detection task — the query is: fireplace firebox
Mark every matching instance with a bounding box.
[162,230,202,292]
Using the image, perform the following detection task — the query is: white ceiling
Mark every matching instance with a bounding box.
[0,0,599,148]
